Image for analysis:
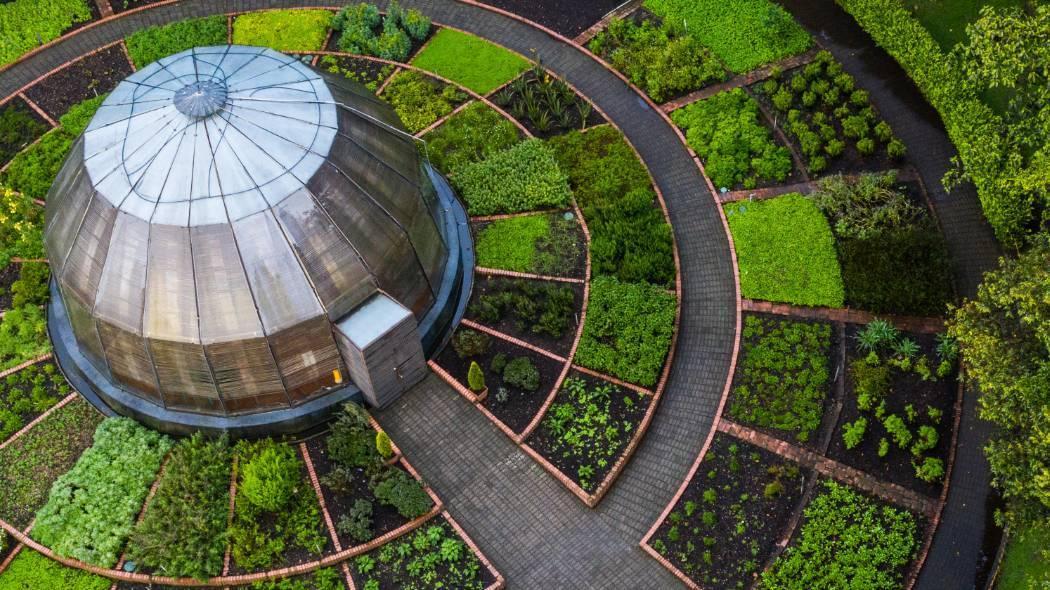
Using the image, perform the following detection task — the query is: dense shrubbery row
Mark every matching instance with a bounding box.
[334,1,430,62]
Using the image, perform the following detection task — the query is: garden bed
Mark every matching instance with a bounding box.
[379,69,469,134]
[471,211,586,279]
[410,28,528,95]
[115,567,350,590]
[0,0,99,68]
[0,361,69,442]
[23,44,131,120]
[525,370,651,492]
[0,98,50,168]
[316,55,398,94]
[647,434,808,589]
[420,101,523,175]
[436,327,564,434]
[464,276,583,358]
[473,0,624,38]
[827,323,957,497]
[326,3,435,63]
[0,263,18,311]
[0,549,110,589]
[231,9,333,52]
[489,67,606,138]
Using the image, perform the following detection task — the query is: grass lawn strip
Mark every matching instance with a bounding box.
[232,10,333,52]
[410,28,529,95]
[0,549,109,590]
[996,523,1050,590]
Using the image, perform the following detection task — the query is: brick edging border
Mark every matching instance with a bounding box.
[0,388,73,453]
[741,299,945,333]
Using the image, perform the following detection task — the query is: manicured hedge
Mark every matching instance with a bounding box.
[0,550,109,590]
[575,275,676,387]
[643,0,812,73]
[410,28,530,94]
[0,0,93,67]
[548,127,675,287]
[32,417,172,567]
[724,194,845,307]
[232,9,332,52]
[124,16,228,68]
[454,139,572,215]
[422,101,522,174]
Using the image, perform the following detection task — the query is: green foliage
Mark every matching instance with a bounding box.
[851,359,891,411]
[762,480,919,589]
[240,442,301,512]
[0,303,49,371]
[467,360,485,392]
[354,523,485,590]
[949,238,1050,532]
[0,361,67,441]
[575,275,676,387]
[643,0,812,73]
[126,434,231,580]
[729,316,832,442]
[337,499,374,543]
[454,139,572,215]
[328,403,382,469]
[547,126,675,287]
[382,70,465,133]
[913,456,945,483]
[842,417,868,450]
[375,431,394,460]
[334,1,430,62]
[371,468,432,519]
[231,9,331,52]
[468,279,576,339]
[672,89,793,189]
[0,187,44,267]
[474,214,551,273]
[588,17,725,102]
[0,102,48,167]
[452,329,490,359]
[502,357,539,392]
[410,28,529,94]
[124,16,228,68]
[422,101,521,174]
[0,0,93,67]
[32,417,173,567]
[0,550,109,590]
[996,522,1050,590]
[248,568,344,590]
[724,193,845,307]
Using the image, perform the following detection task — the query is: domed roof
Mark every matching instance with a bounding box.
[44,46,451,418]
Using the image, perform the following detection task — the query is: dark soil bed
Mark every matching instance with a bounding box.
[474,0,624,38]
[0,263,18,311]
[63,0,102,33]
[436,329,564,434]
[464,275,583,358]
[305,436,413,550]
[24,44,132,119]
[315,54,398,93]
[525,369,651,492]
[827,326,956,497]
[0,97,50,167]
[0,360,70,441]
[648,434,809,589]
[490,69,607,139]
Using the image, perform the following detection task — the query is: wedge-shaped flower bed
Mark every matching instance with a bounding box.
[421,101,522,175]
[24,45,132,120]
[381,70,468,134]
[330,1,432,62]
[473,212,585,278]
[411,28,529,95]
[0,549,109,590]
[647,435,808,589]
[31,417,172,567]
[124,16,228,69]
[724,193,845,307]
[0,397,101,529]
[489,67,606,138]
[465,276,583,358]
[0,361,69,441]
[0,99,50,168]
[454,139,572,216]
[317,55,398,94]
[232,9,333,52]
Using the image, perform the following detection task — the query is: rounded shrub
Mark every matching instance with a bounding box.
[240,443,301,512]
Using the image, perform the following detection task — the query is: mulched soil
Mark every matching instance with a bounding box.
[649,434,809,589]
[724,312,840,453]
[0,263,18,311]
[304,436,414,551]
[473,0,625,38]
[469,210,588,280]
[435,329,564,434]
[463,275,584,358]
[492,70,607,139]
[313,54,399,93]
[0,98,50,167]
[827,326,957,498]
[524,369,651,492]
[24,44,132,119]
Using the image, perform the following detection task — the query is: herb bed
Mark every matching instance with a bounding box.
[0,361,69,442]
[470,211,587,279]
[23,45,131,120]
[490,68,606,139]
[464,276,583,358]
[316,55,398,94]
[0,98,50,168]
[648,434,808,589]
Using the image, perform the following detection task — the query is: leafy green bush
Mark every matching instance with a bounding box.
[502,357,539,392]
[333,1,431,62]
[0,0,93,67]
[0,361,67,441]
[672,89,793,189]
[124,16,228,68]
[724,194,844,307]
[411,28,529,94]
[468,279,576,339]
[381,70,465,133]
[762,480,919,589]
[0,550,109,590]
[588,17,725,102]
[353,523,485,589]
[0,186,44,267]
[467,360,485,392]
[547,127,675,287]
[454,139,572,215]
[0,304,49,371]
[729,315,831,442]
[475,214,551,272]
[0,101,49,166]
[422,101,521,174]
[327,403,382,469]
[452,328,490,359]
[126,434,231,580]
[371,468,431,519]
[32,417,172,567]
[643,0,812,73]
[337,499,374,543]
[9,261,49,309]
[575,276,676,387]
[232,9,332,52]
[375,431,393,459]
[240,442,301,512]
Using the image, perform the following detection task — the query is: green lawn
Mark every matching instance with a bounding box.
[724,193,844,307]
[907,0,1027,50]
[475,214,552,272]
[232,9,332,52]
[997,525,1050,590]
[124,16,228,68]
[410,28,529,94]
[0,550,109,590]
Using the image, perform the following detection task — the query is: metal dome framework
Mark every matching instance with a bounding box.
[45,46,471,434]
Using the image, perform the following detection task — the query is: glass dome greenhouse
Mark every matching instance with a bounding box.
[44,46,471,435]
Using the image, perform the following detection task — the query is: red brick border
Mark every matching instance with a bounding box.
[742,298,945,333]
[414,97,475,137]
[459,319,567,364]
[0,390,74,452]
[572,0,642,45]
[475,267,584,284]
[17,92,57,128]
[301,442,343,553]
[443,511,505,590]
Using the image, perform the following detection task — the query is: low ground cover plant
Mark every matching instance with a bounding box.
[352,522,487,589]
[548,127,674,287]
[729,315,832,443]
[724,193,844,307]
[0,303,48,371]
[126,433,232,580]
[318,55,397,93]
[588,16,725,102]
[411,28,529,95]
[672,89,793,190]
[761,480,919,589]
[232,9,332,52]
[810,172,952,315]
[0,100,49,167]
[333,1,431,62]
[4,261,49,310]
[381,70,466,133]
[32,417,172,567]
[490,65,600,137]
[996,522,1050,590]
[575,276,676,387]
[0,0,93,67]
[0,360,68,441]
[469,279,577,341]
[422,101,521,174]
[0,549,109,590]
[643,0,811,73]
[474,214,580,277]
[243,568,345,590]
[124,16,228,68]
[755,51,906,175]
[453,139,572,215]
[0,187,44,269]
